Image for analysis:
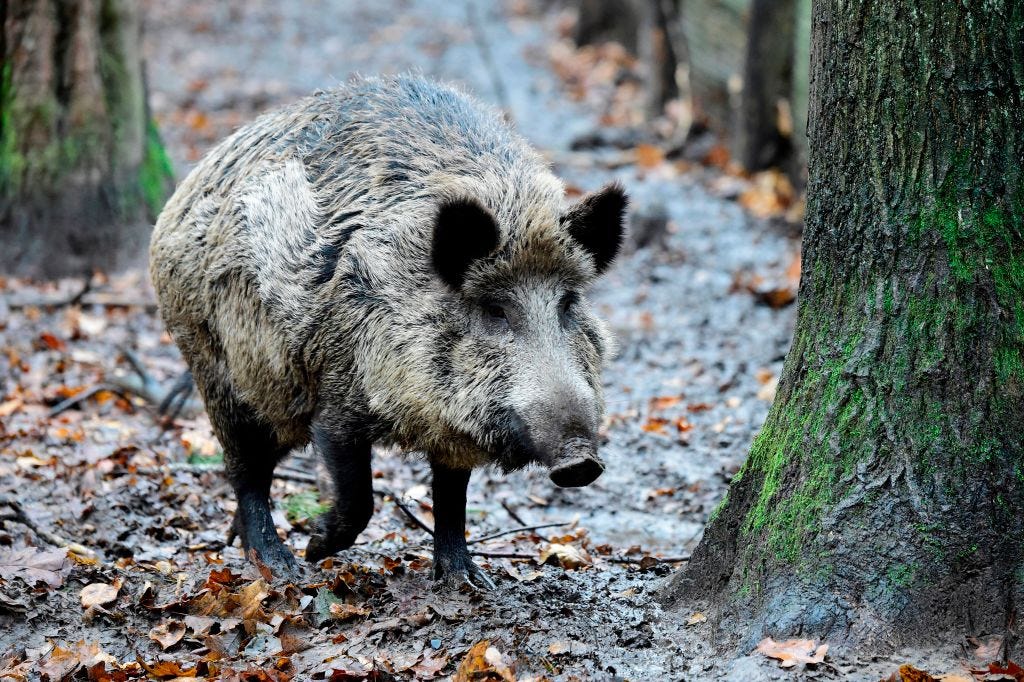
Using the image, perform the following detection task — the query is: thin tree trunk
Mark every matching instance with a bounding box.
[665,0,1024,652]
[679,0,749,136]
[733,0,795,172]
[0,0,173,278]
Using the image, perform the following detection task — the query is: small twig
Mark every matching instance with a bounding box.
[472,551,534,559]
[128,462,317,484]
[500,500,528,526]
[375,489,434,535]
[468,522,569,545]
[7,276,92,310]
[77,293,158,310]
[0,498,97,558]
[48,384,129,417]
[606,555,690,564]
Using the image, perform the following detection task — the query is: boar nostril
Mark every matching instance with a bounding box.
[548,437,604,488]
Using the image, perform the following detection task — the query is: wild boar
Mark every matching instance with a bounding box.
[149,75,626,587]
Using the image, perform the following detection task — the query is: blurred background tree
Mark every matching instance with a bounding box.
[573,0,811,184]
[0,0,173,278]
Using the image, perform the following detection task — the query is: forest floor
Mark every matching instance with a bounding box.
[0,1,986,681]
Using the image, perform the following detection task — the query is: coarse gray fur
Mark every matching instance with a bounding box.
[150,74,625,576]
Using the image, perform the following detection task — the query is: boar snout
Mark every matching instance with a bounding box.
[548,437,604,487]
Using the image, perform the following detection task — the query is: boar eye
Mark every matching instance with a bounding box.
[481,300,509,325]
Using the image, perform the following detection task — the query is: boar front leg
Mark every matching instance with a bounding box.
[305,426,374,563]
[430,462,496,590]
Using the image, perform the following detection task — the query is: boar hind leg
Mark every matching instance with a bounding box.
[207,395,297,575]
[305,427,373,563]
[430,462,495,590]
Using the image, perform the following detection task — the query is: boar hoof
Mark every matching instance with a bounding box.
[433,555,496,591]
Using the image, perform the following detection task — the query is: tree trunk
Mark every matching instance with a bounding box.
[0,0,173,278]
[664,0,1024,653]
[679,0,749,136]
[733,0,795,173]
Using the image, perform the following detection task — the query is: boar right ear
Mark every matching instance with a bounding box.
[561,183,628,274]
[432,198,500,289]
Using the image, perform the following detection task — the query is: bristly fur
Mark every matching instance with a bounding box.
[150,74,625,470]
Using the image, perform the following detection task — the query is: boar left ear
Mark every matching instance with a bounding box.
[432,198,500,289]
[561,183,628,274]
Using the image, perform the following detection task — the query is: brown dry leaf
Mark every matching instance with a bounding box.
[756,637,828,668]
[648,395,682,411]
[738,169,795,218]
[634,144,665,169]
[539,543,592,569]
[411,649,449,679]
[686,612,707,626]
[641,417,670,434]
[454,640,515,682]
[328,602,371,621]
[879,664,940,681]
[0,398,22,417]
[37,645,81,681]
[80,579,121,608]
[238,579,271,621]
[137,657,198,678]
[149,620,186,650]
[970,661,1024,681]
[674,417,694,433]
[38,331,66,351]
[0,547,69,588]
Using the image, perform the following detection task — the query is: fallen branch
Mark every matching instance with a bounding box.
[48,384,131,417]
[375,489,434,535]
[500,500,528,526]
[468,522,569,545]
[0,498,97,558]
[128,462,317,484]
[7,277,92,310]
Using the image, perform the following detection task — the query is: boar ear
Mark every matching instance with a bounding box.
[561,183,628,274]
[432,198,500,289]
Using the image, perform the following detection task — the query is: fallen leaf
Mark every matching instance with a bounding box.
[879,664,939,681]
[81,580,121,608]
[686,612,707,626]
[634,144,664,169]
[756,637,828,668]
[539,543,591,569]
[411,649,448,678]
[0,547,69,588]
[0,398,22,417]
[328,602,371,621]
[969,660,1024,681]
[136,657,198,678]
[454,640,515,682]
[641,417,670,434]
[37,645,82,680]
[149,620,186,650]
[648,395,682,411]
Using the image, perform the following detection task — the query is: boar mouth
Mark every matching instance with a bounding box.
[493,411,604,487]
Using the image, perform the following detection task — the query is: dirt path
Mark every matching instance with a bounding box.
[0,2,803,679]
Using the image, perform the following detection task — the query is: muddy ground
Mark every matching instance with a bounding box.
[0,2,978,680]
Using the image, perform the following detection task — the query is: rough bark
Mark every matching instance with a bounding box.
[0,0,173,278]
[665,0,1024,653]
